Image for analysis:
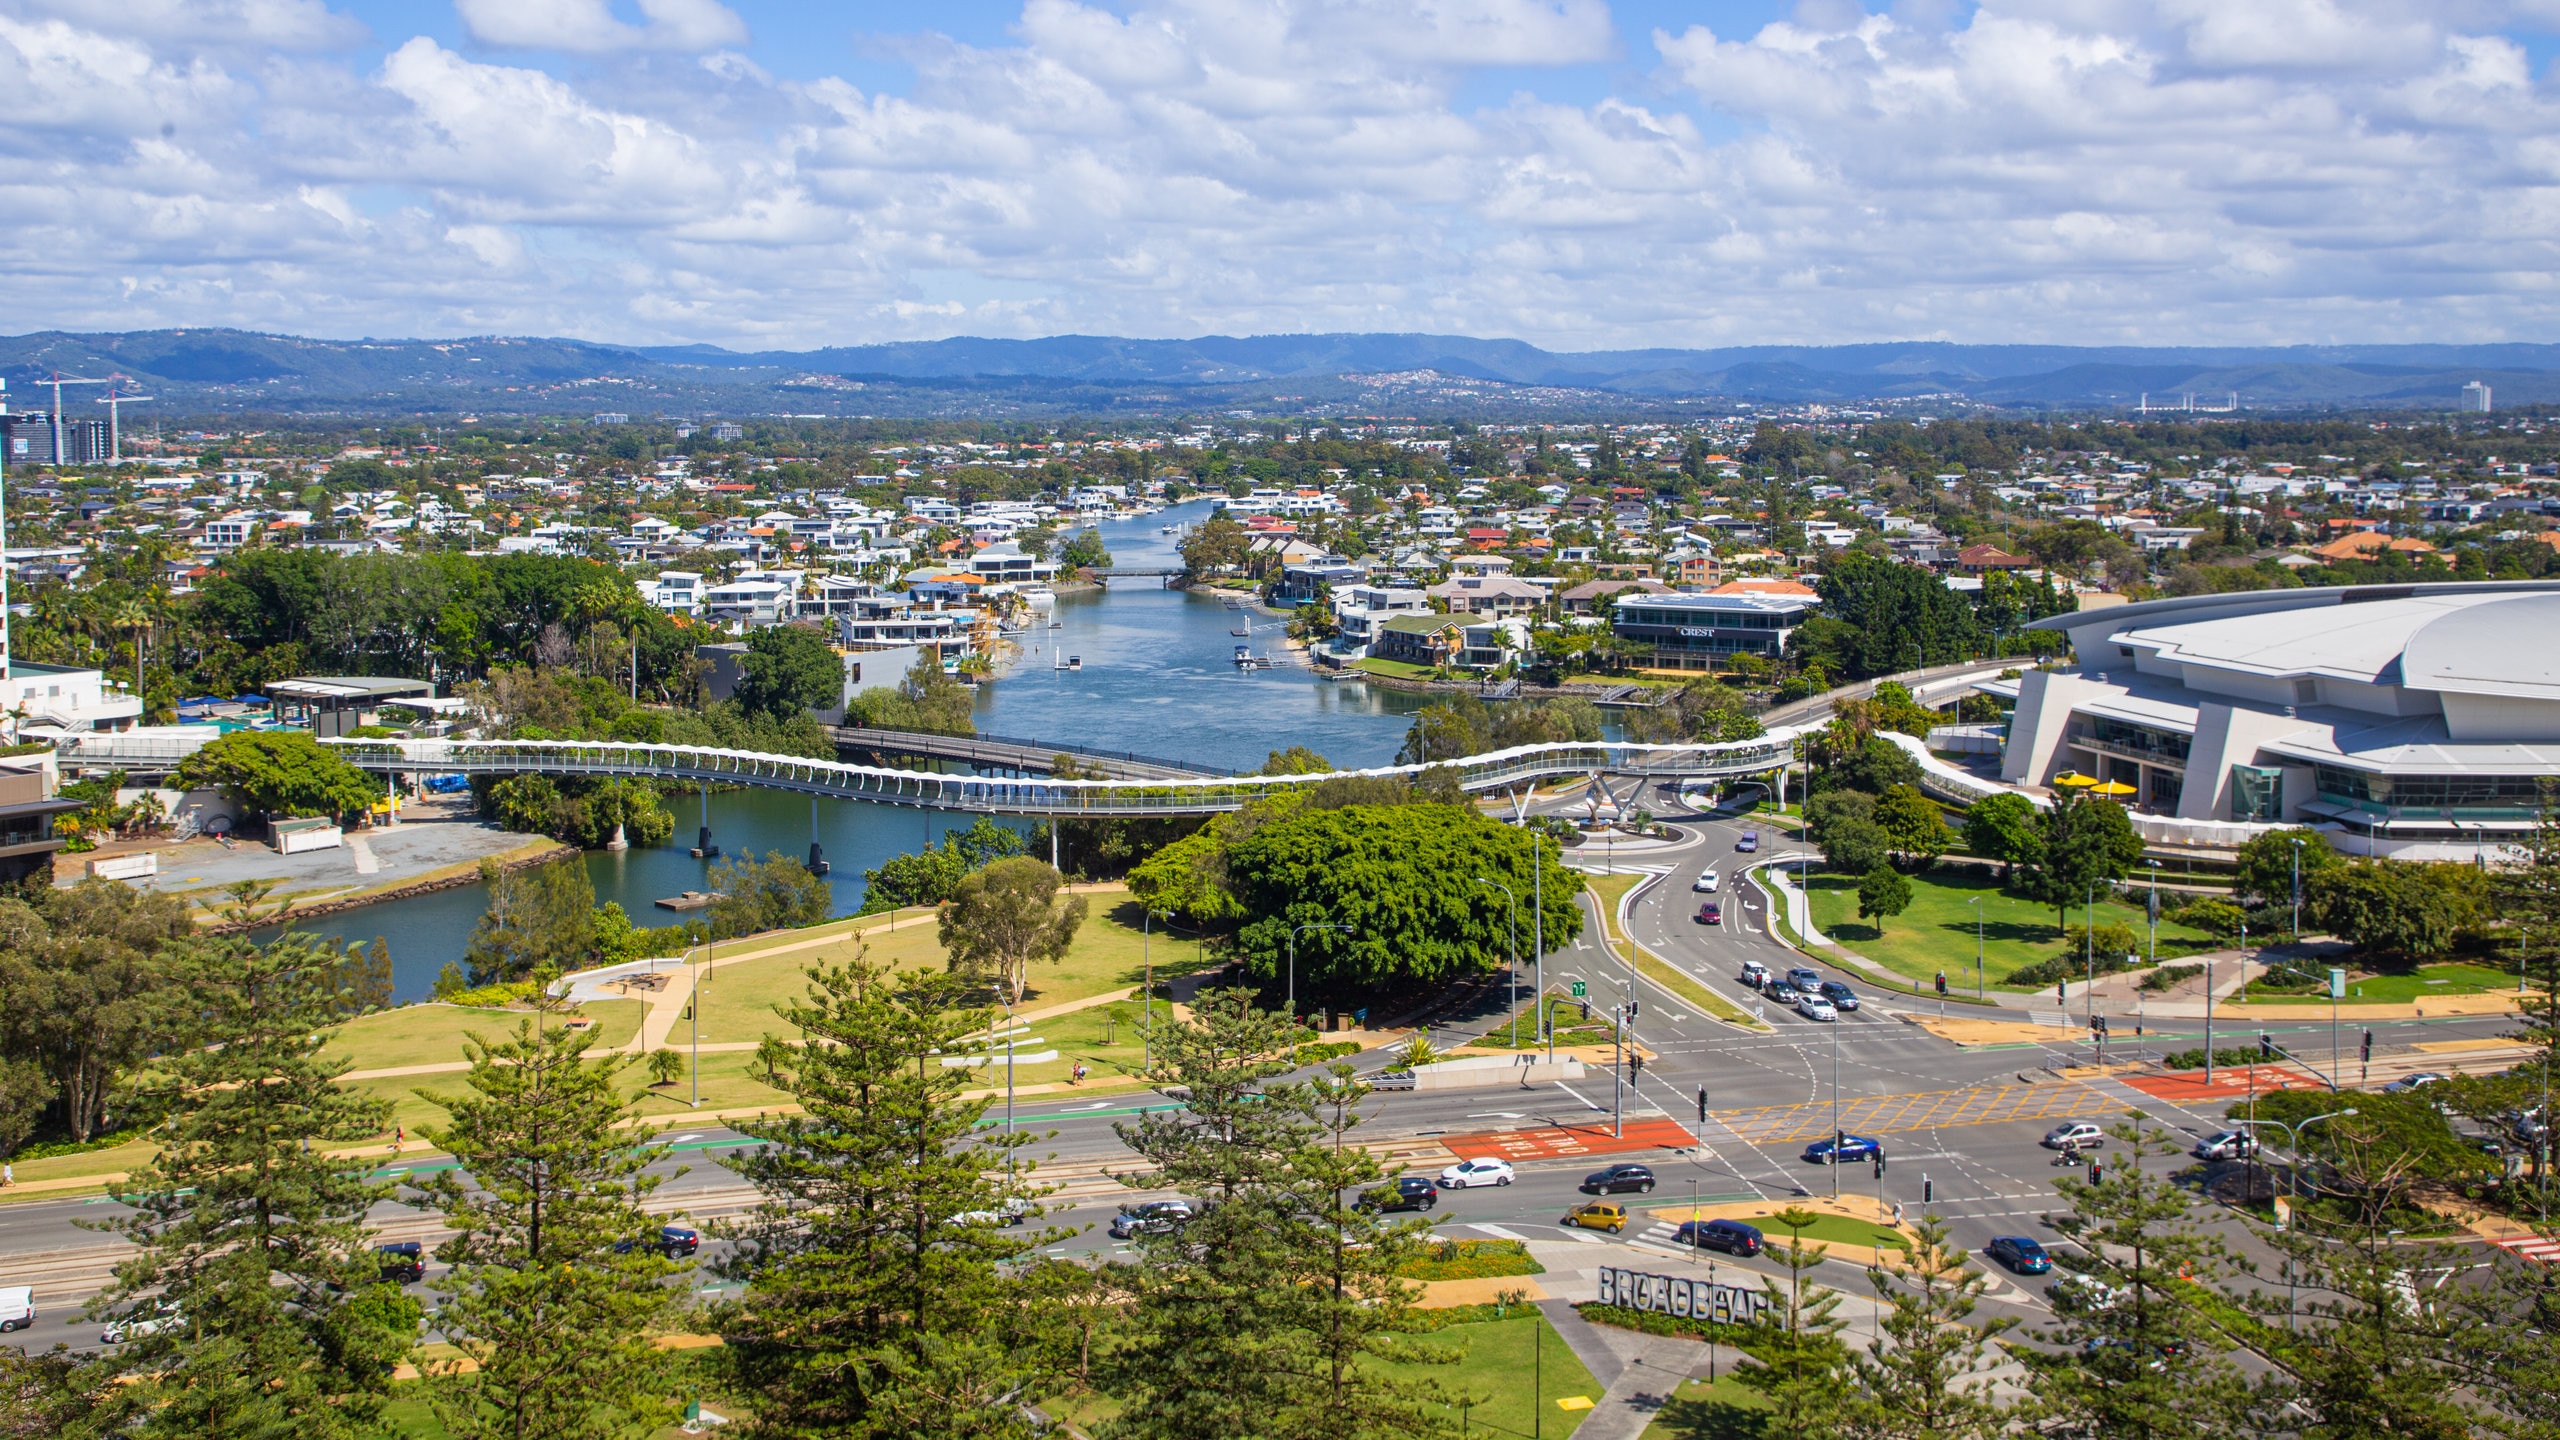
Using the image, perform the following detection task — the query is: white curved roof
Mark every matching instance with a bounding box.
[2117,594,2481,685]
[2400,593,2560,702]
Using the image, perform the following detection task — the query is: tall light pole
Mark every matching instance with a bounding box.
[1533,828,1549,1059]
[1289,922,1351,1024]
[1477,876,1520,1044]
[1968,895,1984,1000]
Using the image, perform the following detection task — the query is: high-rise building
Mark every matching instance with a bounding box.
[2461,380,2493,413]
[1,413,111,465]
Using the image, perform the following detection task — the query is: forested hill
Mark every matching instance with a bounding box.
[5,328,2558,418]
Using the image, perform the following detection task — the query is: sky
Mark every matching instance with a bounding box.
[8,0,2560,353]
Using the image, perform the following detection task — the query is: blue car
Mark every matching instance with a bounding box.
[1802,1134,1884,1165]
[1985,1236,2052,1274]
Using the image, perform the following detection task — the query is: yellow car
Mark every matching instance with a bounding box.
[1562,1201,1629,1234]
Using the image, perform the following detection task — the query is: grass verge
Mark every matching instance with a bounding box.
[1804,863,2218,991]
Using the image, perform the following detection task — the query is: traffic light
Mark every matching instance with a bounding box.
[1580,1000,1591,1022]
[1935,972,1947,996]
[1872,1151,1887,1178]
[2260,1033,2275,1059]
[1923,1176,1933,1204]
[2360,1030,2374,1063]
[1697,1086,1709,1123]
[1628,999,1640,1019]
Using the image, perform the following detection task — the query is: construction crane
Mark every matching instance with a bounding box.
[94,384,151,463]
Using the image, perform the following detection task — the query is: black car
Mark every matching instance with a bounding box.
[1110,1200,1195,1239]
[1985,1236,2051,1274]
[617,1225,700,1259]
[1673,1218,1763,1256]
[1818,980,1859,1012]
[1582,1163,1656,1195]
[1360,1177,1440,1213]
[374,1241,425,1284]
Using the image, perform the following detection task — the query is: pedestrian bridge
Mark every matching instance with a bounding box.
[61,729,1809,818]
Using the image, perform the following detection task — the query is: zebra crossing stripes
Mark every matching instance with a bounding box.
[2498,1235,2560,1265]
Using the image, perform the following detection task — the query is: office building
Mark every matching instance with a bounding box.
[2461,380,2493,413]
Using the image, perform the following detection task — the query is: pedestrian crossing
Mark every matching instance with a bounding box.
[2498,1235,2560,1265]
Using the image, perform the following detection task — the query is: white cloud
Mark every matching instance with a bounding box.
[0,0,2556,349]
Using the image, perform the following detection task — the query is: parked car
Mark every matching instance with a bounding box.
[1359,1177,1441,1213]
[1796,994,1838,1022]
[2043,1122,2108,1151]
[1737,831,1759,852]
[0,1286,32,1335]
[2384,1071,2451,1095]
[1985,1236,2052,1274]
[1696,902,1721,925]
[1738,960,1770,988]
[1785,967,1823,992]
[1562,1201,1629,1234]
[1802,1134,1884,1165]
[1818,980,1859,1012]
[1582,1163,1657,1195]
[375,1241,426,1283]
[1109,1200,1195,1239]
[1693,869,1721,893]
[2190,1130,2259,1162]
[1439,1157,1517,1189]
[1673,1219,1763,1256]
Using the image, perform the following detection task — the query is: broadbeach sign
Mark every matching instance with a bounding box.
[1595,1266,1771,1325]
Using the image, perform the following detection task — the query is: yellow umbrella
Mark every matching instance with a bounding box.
[2052,771,2100,789]
[2092,780,2138,798]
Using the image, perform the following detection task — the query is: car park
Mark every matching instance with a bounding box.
[1109,1200,1195,1238]
[1696,901,1721,924]
[1439,1157,1517,1188]
[1802,1134,1884,1165]
[1562,1200,1629,1233]
[1693,869,1721,893]
[1985,1236,2052,1274]
[1737,960,1769,988]
[1818,980,1859,1012]
[1796,994,1838,1022]
[2190,1130,2259,1162]
[2043,1122,2107,1151]
[375,1241,426,1283]
[1582,1163,1657,1195]
[1673,1219,1763,1256]
[1737,831,1759,852]
[1360,1177,1441,1213]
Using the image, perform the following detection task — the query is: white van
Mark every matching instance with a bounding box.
[0,1286,33,1333]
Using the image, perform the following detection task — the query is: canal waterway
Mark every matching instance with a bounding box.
[295,499,1441,998]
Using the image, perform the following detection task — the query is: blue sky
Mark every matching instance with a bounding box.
[5,1,2560,351]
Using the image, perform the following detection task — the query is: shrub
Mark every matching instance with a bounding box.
[2163,1046,2276,1071]
[1397,1239,1546,1281]
[2141,963,2203,992]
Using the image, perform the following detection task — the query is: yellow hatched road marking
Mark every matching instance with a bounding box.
[1717,1082,2116,1145]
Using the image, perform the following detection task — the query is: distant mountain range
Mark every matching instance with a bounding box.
[0,329,2548,420]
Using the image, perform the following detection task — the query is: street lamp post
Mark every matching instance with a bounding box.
[2290,837,2304,945]
[1477,876,1520,1044]
[1289,922,1351,1025]
[1533,830,1549,1060]
[2235,1109,2357,1329]
[1968,896,1984,1000]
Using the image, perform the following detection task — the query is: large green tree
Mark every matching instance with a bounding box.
[2020,790,2145,937]
[1847,1219,2013,1440]
[171,729,379,819]
[0,881,198,1142]
[842,651,976,737]
[1808,552,1984,678]
[458,855,597,986]
[733,624,844,722]
[2307,860,2487,961]
[938,856,1087,1006]
[708,848,835,939]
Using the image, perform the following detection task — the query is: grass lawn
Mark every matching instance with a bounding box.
[1355,657,1438,680]
[377,1351,734,1439]
[1804,864,2219,992]
[1375,1312,1603,1437]
[2248,961,2533,1005]
[1740,1212,1908,1253]
[1643,1375,1773,1439]
[320,999,646,1073]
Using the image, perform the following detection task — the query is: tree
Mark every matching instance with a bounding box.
[461,856,596,985]
[1857,865,1913,933]
[1224,805,1582,999]
[171,729,378,819]
[1872,785,1950,867]
[645,1046,683,1088]
[0,881,198,1142]
[1125,826,1245,923]
[77,933,417,1440]
[1822,817,1892,878]
[1846,1218,2013,1440]
[714,954,1054,1439]
[842,651,976,737]
[1258,745,1333,776]
[732,623,843,722]
[1737,1206,1850,1438]
[1810,552,1984,677]
[2232,827,2340,911]
[1961,792,2042,874]
[2307,860,2487,961]
[2021,790,2144,937]
[939,857,1088,1006]
[1057,528,1112,572]
[708,849,834,940]
[1176,512,1249,581]
[413,1017,684,1440]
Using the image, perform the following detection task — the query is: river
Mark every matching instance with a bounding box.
[292,499,1440,998]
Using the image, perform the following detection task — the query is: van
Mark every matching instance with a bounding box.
[0,1286,31,1333]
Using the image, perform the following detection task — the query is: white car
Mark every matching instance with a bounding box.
[101,1304,181,1345]
[2042,1122,2108,1151]
[1692,869,1721,893]
[1795,994,1838,1022]
[1439,1157,1517,1188]
[0,1286,31,1334]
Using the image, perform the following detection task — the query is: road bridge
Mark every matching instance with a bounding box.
[824,726,1218,780]
[61,730,1809,819]
[1091,566,1185,586]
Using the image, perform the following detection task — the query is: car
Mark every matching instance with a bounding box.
[1360,1177,1441,1213]
[2042,1122,2108,1151]
[1562,1200,1629,1233]
[1767,982,1801,1006]
[2384,1071,2451,1095]
[1802,1134,1884,1165]
[2190,1130,2260,1162]
[1737,831,1759,852]
[0,1286,32,1335]
[101,1303,182,1345]
[615,1224,702,1257]
[1696,901,1721,925]
[375,1241,426,1283]
[1818,980,1859,1012]
[1738,960,1770,988]
[1692,868,1721,893]
[1439,1157,1517,1189]
[1582,1162,1657,1195]
[1109,1200,1195,1239]
[949,1198,1036,1227]
[1673,1218,1764,1256]
[1785,967,1823,991]
[2047,1272,2128,1312]
[1984,1236,2052,1274]
[1796,994,1838,1022]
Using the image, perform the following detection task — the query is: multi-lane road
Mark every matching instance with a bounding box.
[0,793,2528,1355]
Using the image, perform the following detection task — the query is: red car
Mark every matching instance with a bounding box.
[1696,901,1721,924]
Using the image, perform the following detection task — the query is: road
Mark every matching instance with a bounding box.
[1,787,2528,1357]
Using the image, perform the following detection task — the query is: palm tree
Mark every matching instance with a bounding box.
[111,597,149,694]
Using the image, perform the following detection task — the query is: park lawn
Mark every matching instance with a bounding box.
[1804,865,2219,992]
[2250,961,2531,1005]
[1355,657,1437,680]
[321,999,646,1073]
[1643,1375,1773,1439]
[0,1134,162,1197]
[1741,1211,1909,1253]
[1372,1312,1602,1437]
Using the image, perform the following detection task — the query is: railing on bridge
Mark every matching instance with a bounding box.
[63,728,1808,818]
[828,725,1222,778]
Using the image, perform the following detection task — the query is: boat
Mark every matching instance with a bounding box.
[1160,524,1178,534]
[1067,655,1083,671]
[1230,625,1251,637]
